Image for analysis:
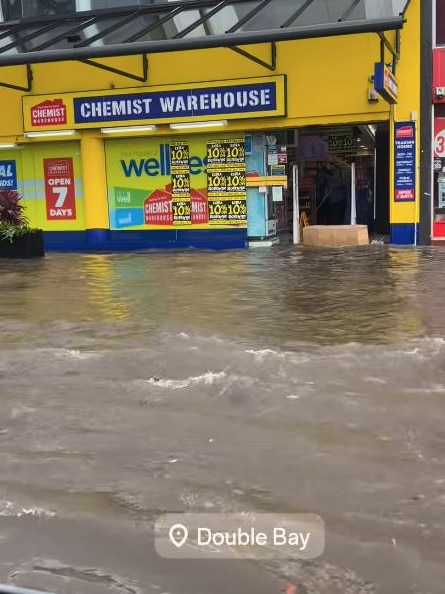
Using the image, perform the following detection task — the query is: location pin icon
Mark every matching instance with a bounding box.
[169,523,188,548]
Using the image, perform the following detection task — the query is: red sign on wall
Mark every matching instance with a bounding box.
[44,158,76,220]
[191,188,209,224]
[31,99,67,127]
[144,189,173,225]
[434,118,445,158]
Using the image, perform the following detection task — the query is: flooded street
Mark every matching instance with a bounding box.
[1,245,445,594]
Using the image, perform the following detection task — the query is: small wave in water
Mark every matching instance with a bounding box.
[142,370,227,390]
[52,348,102,360]
[0,500,56,518]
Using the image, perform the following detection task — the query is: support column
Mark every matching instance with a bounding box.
[80,131,109,244]
[419,0,433,245]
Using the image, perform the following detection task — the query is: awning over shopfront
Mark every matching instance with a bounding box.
[0,0,410,68]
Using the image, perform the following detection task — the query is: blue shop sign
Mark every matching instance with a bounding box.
[374,62,399,104]
[73,80,284,125]
[0,160,17,190]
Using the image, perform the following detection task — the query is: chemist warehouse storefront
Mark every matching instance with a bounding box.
[0,0,420,251]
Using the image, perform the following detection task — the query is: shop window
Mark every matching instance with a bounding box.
[0,0,75,19]
[206,0,404,33]
[0,0,154,20]
[23,0,75,18]
[0,0,412,24]
[76,0,153,12]
[1,0,21,19]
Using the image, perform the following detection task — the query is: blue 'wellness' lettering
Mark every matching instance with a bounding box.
[120,144,207,178]
[120,160,145,177]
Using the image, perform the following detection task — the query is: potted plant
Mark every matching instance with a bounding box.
[0,189,44,258]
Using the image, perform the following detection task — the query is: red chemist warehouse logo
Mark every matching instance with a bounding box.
[47,160,70,176]
[396,125,414,139]
[31,99,67,126]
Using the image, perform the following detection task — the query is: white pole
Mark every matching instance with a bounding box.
[350,161,357,225]
[292,164,300,244]
[373,146,377,222]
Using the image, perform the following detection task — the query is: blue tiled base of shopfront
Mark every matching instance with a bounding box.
[43,229,248,252]
[390,224,419,246]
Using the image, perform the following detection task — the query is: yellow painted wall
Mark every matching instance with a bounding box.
[1,142,85,231]
[0,2,421,230]
[0,33,398,138]
[388,0,421,226]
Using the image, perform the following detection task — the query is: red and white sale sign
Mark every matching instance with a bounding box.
[44,158,76,220]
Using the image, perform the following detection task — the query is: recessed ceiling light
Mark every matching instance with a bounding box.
[101,125,157,133]
[24,130,76,138]
[170,120,228,130]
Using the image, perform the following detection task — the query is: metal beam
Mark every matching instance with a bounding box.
[123,4,186,44]
[74,10,141,47]
[0,22,60,55]
[78,54,148,83]
[0,21,31,42]
[339,0,362,22]
[0,63,32,92]
[377,31,398,61]
[173,0,232,39]
[31,16,102,51]
[0,17,405,67]
[281,0,315,28]
[230,42,276,71]
[392,29,401,74]
[225,0,274,33]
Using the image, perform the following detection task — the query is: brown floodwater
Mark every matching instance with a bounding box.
[0,245,444,594]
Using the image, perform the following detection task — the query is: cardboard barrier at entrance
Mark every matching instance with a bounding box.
[302,225,369,246]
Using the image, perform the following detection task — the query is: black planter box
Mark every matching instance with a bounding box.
[0,230,44,258]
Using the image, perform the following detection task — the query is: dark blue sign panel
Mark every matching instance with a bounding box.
[0,160,17,190]
[374,62,399,104]
[73,82,278,124]
[394,122,416,202]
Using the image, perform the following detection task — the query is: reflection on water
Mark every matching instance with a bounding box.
[0,244,441,347]
[83,255,132,321]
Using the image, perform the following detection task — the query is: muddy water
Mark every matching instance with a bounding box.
[0,245,444,594]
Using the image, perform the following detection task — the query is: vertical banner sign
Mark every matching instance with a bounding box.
[206,138,247,225]
[170,142,191,225]
[394,122,416,202]
[44,157,76,220]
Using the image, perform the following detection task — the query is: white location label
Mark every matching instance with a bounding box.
[168,523,188,548]
[155,513,325,560]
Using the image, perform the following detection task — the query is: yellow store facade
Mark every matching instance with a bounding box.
[0,0,421,250]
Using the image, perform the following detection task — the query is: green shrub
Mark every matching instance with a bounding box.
[0,190,41,243]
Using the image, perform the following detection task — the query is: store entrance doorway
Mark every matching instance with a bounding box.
[267,123,389,241]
